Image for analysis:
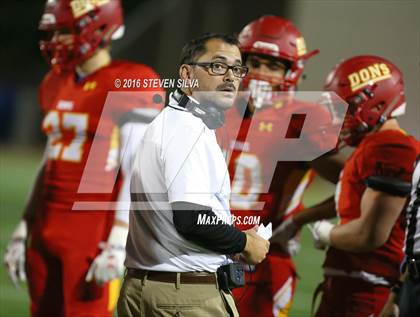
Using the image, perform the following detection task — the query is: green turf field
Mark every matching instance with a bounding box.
[0,147,335,316]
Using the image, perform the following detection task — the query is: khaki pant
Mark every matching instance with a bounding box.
[117,272,239,317]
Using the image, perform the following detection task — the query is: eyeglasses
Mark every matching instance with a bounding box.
[188,62,249,78]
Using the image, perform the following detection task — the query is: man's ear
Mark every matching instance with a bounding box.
[179,64,192,81]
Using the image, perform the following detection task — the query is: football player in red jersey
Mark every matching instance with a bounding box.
[3,1,163,316]
[283,55,419,317]
[224,15,345,317]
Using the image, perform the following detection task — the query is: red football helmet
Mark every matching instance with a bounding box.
[39,0,124,73]
[325,55,406,146]
[239,15,319,92]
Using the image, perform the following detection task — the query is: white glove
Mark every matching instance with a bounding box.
[271,217,299,247]
[309,220,334,250]
[85,225,128,286]
[286,237,301,257]
[4,220,27,287]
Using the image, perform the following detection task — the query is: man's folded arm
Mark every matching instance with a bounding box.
[171,201,246,254]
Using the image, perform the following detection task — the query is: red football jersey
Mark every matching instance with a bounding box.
[325,129,419,280]
[38,60,163,214]
[221,100,332,234]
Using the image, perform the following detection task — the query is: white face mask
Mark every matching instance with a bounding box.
[248,79,273,109]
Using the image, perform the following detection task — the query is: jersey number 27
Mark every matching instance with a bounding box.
[42,110,89,162]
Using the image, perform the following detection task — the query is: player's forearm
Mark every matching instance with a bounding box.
[293,196,336,227]
[311,152,346,184]
[113,219,129,228]
[106,220,129,246]
[329,219,378,252]
[329,208,393,252]
[329,190,405,252]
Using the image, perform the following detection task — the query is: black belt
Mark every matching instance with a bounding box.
[407,257,420,280]
[126,268,217,285]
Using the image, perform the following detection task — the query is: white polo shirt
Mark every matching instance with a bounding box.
[126,93,232,272]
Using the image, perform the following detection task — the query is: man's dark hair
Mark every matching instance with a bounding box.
[179,32,239,66]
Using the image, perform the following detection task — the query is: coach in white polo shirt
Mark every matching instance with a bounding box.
[117,33,270,317]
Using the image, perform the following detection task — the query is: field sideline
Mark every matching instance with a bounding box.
[0,147,334,316]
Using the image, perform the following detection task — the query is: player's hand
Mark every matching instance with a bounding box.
[242,227,270,265]
[309,220,334,250]
[270,217,299,248]
[85,225,128,286]
[286,237,301,257]
[85,243,126,286]
[4,220,27,287]
[379,292,399,317]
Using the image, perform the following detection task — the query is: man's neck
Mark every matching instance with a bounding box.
[180,87,193,96]
[76,48,111,77]
[378,118,400,132]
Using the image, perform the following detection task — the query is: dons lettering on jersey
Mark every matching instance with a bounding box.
[348,63,391,92]
[295,37,307,57]
[70,0,109,18]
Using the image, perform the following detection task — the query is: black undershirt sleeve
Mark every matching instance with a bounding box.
[364,176,412,197]
[171,201,247,254]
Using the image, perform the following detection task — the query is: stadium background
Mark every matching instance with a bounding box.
[0,0,418,316]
